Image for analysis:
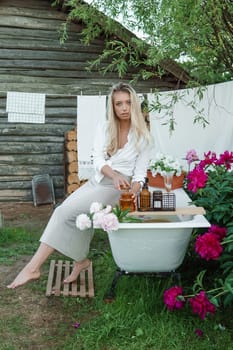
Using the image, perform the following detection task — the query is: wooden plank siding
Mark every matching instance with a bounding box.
[0,92,76,201]
[0,0,188,202]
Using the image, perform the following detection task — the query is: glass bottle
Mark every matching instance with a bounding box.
[163,171,174,192]
[119,186,135,212]
[139,177,151,211]
[153,190,163,210]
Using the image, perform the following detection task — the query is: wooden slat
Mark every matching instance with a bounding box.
[63,260,71,297]
[54,260,63,296]
[79,270,86,298]
[130,206,206,217]
[71,280,78,297]
[46,259,55,297]
[46,260,94,298]
[87,263,95,298]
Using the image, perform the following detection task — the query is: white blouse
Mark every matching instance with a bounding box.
[93,121,152,183]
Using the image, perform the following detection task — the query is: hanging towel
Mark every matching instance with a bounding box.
[148,81,233,169]
[77,95,107,180]
[6,91,45,123]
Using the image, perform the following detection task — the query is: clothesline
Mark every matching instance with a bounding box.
[0,90,115,97]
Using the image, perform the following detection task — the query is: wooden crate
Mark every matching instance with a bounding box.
[46,260,94,298]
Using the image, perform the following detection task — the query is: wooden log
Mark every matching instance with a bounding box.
[67,162,78,173]
[65,129,77,141]
[0,154,63,164]
[0,175,64,189]
[67,173,79,185]
[0,187,64,202]
[65,140,77,151]
[0,38,103,53]
[0,123,71,135]
[65,151,77,163]
[0,165,63,176]
[0,136,64,143]
[66,183,80,194]
[0,142,64,153]
[0,48,101,61]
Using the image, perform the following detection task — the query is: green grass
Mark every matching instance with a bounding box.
[0,226,233,350]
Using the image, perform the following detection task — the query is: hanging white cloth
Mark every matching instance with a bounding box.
[77,95,107,180]
[148,81,233,170]
[6,91,45,123]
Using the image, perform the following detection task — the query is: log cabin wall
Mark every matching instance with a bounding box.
[0,0,188,202]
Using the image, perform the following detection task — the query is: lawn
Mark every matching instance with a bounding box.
[0,225,233,350]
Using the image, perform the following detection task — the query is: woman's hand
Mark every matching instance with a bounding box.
[112,173,130,190]
[101,165,130,190]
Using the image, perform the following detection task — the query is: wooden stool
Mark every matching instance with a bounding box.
[46,260,94,297]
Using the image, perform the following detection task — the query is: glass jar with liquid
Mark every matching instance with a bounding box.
[119,187,135,212]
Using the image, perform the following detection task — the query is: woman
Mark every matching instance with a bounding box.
[7,82,153,289]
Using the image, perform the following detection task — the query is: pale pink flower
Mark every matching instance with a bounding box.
[90,202,103,214]
[76,214,92,230]
[186,149,199,164]
[100,213,119,232]
[92,211,105,228]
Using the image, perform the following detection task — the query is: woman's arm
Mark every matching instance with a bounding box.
[101,165,130,190]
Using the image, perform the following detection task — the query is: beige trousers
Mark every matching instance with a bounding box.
[40,176,122,261]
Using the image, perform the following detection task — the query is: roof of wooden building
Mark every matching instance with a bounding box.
[0,0,191,96]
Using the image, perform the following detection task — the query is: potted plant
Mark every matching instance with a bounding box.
[148,152,184,189]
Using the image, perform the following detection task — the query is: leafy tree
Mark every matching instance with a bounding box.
[54,0,233,85]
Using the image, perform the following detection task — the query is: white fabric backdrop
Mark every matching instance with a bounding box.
[77,95,107,179]
[148,81,233,169]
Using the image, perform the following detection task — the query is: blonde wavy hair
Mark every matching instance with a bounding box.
[106,82,152,155]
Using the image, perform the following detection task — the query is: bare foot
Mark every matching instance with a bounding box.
[64,259,91,284]
[7,266,41,289]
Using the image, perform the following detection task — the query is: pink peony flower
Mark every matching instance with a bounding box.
[187,167,208,192]
[76,214,92,230]
[186,149,199,164]
[163,286,185,310]
[189,291,216,320]
[195,232,223,260]
[100,213,119,232]
[199,151,217,168]
[216,150,233,169]
[208,225,227,241]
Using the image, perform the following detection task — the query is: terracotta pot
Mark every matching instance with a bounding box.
[147,170,185,189]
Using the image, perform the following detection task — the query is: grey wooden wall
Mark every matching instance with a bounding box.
[0,93,76,201]
[0,0,187,202]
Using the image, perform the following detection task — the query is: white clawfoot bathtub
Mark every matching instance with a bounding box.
[107,188,210,273]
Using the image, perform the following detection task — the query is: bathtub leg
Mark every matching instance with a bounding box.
[104,269,123,302]
[172,271,181,284]
[104,270,181,302]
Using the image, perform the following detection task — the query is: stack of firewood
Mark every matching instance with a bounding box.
[64,128,80,195]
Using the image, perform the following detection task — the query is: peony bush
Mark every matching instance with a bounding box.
[163,150,233,320]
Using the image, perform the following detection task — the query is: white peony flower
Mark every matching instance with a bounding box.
[76,214,92,230]
[90,202,103,214]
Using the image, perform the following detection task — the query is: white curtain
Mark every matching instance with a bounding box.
[77,95,107,179]
[148,81,233,169]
